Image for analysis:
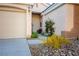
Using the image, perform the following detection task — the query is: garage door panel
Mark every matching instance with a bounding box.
[0,11,25,38]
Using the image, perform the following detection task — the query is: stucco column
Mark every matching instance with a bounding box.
[26,5,32,38]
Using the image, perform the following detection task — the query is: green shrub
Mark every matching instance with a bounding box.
[45,18,55,36]
[43,34,71,49]
[31,32,38,38]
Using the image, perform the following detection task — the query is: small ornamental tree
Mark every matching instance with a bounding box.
[45,18,55,36]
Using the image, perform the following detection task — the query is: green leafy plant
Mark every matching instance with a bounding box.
[43,34,71,49]
[45,18,55,36]
[31,32,38,38]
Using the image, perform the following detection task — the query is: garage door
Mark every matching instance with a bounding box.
[0,11,26,38]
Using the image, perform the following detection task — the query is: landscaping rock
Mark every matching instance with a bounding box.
[29,39,79,56]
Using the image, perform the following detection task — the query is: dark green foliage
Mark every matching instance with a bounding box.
[45,18,55,36]
[76,36,79,40]
[31,32,38,38]
[37,28,42,34]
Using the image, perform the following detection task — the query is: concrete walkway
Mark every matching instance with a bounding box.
[0,38,31,56]
[28,35,47,45]
[28,40,42,45]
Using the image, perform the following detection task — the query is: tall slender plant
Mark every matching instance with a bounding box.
[45,18,55,36]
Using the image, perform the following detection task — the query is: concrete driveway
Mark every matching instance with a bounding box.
[0,38,31,56]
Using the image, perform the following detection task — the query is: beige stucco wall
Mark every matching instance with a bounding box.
[64,4,79,38]
[26,8,32,38]
[0,3,27,10]
[74,4,79,33]
[65,4,74,32]
[42,4,67,35]
[42,4,79,38]
[32,13,41,32]
[62,4,74,38]
[73,4,79,37]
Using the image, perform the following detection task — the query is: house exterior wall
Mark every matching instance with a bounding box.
[64,4,79,38]
[32,13,41,32]
[62,4,74,38]
[0,3,30,9]
[26,7,32,38]
[74,4,79,36]
[42,4,79,38]
[42,4,67,35]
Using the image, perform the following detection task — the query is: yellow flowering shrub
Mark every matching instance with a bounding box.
[43,34,70,49]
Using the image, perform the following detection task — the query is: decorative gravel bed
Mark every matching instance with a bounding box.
[29,39,79,56]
